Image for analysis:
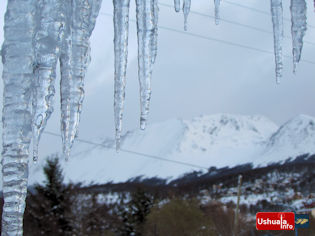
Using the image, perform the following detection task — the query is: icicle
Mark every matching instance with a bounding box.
[88,0,103,35]
[60,0,102,160]
[136,0,159,131]
[113,0,130,150]
[1,0,102,233]
[270,0,283,84]
[183,0,191,31]
[32,0,64,162]
[60,0,75,160]
[214,0,220,25]
[290,0,307,73]
[174,0,181,12]
[1,0,35,234]
[151,0,159,65]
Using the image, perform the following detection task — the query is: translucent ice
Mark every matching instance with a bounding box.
[214,0,220,25]
[290,0,307,73]
[1,0,35,234]
[270,0,283,84]
[174,0,181,12]
[136,0,159,130]
[1,0,102,234]
[60,0,102,159]
[113,0,131,150]
[32,0,64,162]
[183,0,191,31]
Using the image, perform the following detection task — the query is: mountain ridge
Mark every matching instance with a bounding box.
[7,113,315,189]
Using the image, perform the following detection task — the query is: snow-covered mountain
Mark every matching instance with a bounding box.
[176,114,278,167]
[19,114,315,187]
[119,114,277,156]
[260,114,315,164]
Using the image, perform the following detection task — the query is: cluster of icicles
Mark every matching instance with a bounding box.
[179,0,308,84]
[0,0,310,235]
[1,0,102,234]
[271,0,307,83]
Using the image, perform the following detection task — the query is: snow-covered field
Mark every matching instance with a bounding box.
[16,113,314,189]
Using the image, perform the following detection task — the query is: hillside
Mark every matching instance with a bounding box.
[79,154,315,214]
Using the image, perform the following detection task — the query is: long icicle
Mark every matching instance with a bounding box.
[183,0,191,31]
[113,0,131,150]
[214,0,220,25]
[136,0,159,131]
[32,0,64,163]
[290,0,307,73]
[270,0,284,84]
[174,0,181,12]
[60,0,102,159]
[1,0,35,234]
[151,0,159,65]
[60,0,75,160]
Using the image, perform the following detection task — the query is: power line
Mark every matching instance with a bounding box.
[158,2,315,47]
[224,0,272,16]
[224,0,315,30]
[120,148,208,170]
[99,12,315,65]
[43,130,209,170]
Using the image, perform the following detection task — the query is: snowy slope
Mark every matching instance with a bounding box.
[6,113,315,188]
[121,118,186,156]
[176,114,278,168]
[258,114,315,164]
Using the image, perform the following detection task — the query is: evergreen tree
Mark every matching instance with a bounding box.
[118,188,154,236]
[79,193,117,235]
[25,155,73,235]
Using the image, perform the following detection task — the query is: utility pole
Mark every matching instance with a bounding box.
[234,174,243,236]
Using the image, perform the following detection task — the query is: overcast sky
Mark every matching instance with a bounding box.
[1,0,315,157]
